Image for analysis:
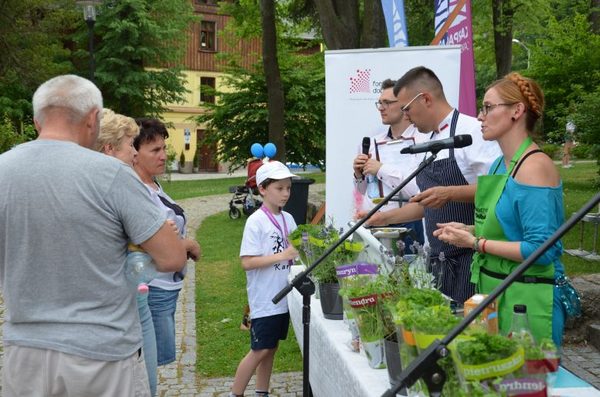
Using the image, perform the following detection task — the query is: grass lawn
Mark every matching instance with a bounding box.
[189,162,598,377]
[558,162,600,275]
[194,212,302,378]
[161,171,325,201]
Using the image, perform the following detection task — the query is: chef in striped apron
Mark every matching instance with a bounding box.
[362,66,501,304]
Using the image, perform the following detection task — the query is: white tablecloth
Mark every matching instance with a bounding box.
[287,266,399,397]
[286,266,600,397]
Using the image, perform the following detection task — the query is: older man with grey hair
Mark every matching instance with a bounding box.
[0,75,198,396]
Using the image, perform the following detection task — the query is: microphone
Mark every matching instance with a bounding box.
[400,134,473,154]
[362,136,371,155]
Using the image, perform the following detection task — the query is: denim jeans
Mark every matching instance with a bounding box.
[147,286,180,366]
[137,293,157,396]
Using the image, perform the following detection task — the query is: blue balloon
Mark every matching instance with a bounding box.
[263,143,277,158]
[250,143,264,158]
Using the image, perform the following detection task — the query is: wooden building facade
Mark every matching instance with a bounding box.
[163,0,261,173]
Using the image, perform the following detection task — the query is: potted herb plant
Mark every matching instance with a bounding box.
[288,224,325,267]
[336,262,379,353]
[392,287,446,395]
[452,332,524,394]
[373,272,409,387]
[289,224,363,320]
[344,278,387,369]
[524,338,559,375]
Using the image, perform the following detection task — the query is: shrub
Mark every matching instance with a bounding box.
[540,143,561,160]
[0,117,33,154]
[571,143,593,159]
[193,150,199,168]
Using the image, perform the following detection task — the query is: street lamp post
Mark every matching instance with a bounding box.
[512,38,531,69]
[76,1,102,82]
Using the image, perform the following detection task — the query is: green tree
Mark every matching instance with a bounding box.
[260,0,287,162]
[287,0,387,49]
[217,0,323,164]
[91,0,196,118]
[195,54,325,170]
[529,14,600,136]
[405,0,435,46]
[0,0,75,128]
[0,117,37,154]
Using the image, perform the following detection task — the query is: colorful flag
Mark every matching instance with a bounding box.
[381,0,409,47]
[433,0,477,116]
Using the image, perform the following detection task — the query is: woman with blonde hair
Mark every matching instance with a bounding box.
[95,108,139,165]
[96,108,159,396]
[434,72,566,346]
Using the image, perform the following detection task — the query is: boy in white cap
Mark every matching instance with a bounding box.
[230,161,300,397]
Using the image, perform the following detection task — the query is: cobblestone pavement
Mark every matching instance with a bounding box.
[2,181,600,395]
[562,344,600,390]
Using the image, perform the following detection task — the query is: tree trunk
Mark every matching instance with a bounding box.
[259,0,286,162]
[312,0,360,49]
[492,0,514,78]
[591,0,600,34]
[361,0,388,48]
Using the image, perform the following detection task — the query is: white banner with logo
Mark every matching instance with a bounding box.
[324,46,462,230]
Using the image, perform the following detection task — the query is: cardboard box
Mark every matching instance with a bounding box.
[464,294,498,334]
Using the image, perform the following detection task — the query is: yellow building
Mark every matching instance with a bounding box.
[162,1,260,173]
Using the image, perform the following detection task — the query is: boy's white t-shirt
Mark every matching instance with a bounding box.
[240,208,297,320]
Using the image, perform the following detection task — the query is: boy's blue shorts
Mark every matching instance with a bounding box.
[250,312,290,350]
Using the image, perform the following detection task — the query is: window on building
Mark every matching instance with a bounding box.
[200,77,216,104]
[200,21,216,51]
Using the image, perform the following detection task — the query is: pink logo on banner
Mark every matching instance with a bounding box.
[434,0,477,117]
[349,69,371,94]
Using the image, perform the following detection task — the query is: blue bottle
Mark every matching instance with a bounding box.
[125,244,158,294]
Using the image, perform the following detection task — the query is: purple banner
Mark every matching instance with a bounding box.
[434,0,477,117]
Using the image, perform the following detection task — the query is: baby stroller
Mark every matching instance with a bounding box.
[228,159,263,219]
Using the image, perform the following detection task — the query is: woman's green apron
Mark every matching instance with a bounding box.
[471,137,554,342]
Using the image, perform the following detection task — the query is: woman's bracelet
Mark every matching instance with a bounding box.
[473,237,482,252]
[481,239,488,254]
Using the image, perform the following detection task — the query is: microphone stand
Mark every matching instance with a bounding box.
[273,152,440,397]
[382,191,600,397]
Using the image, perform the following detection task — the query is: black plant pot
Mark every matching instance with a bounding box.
[318,282,343,320]
[384,337,403,388]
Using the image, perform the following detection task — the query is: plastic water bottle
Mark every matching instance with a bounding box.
[366,174,379,199]
[125,244,158,294]
[507,304,536,345]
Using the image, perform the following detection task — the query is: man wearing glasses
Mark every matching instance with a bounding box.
[352,78,428,250]
[362,67,501,304]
